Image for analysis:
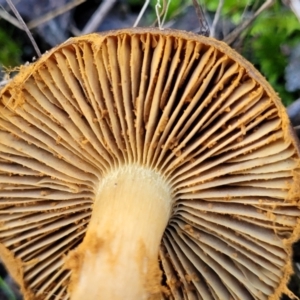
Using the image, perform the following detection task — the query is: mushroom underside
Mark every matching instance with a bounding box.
[0,29,299,300]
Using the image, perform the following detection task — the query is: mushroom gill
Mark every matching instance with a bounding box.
[0,28,299,300]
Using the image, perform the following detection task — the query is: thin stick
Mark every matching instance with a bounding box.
[82,0,117,34]
[192,0,210,36]
[5,0,41,57]
[210,0,224,37]
[223,0,275,45]
[133,0,150,27]
[27,0,86,29]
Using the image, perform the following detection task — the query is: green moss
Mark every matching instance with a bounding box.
[245,4,300,105]
[0,28,21,68]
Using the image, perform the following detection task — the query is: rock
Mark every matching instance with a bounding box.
[285,43,300,92]
[287,98,300,126]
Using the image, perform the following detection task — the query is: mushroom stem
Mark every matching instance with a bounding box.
[67,166,172,300]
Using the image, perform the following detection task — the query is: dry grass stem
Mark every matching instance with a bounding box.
[160,0,171,29]
[27,0,86,30]
[0,79,11,88]
[0,6,23,29]
[133,0,150,27]
[5,0,41,57]
[151,0,174,28]
[240,0,252,21]
[210,0,224,37]
[70,22,82,37]
[285,0,300,22]
[155,1,163,29]
[223,0,275,45]
[81,0,117,34]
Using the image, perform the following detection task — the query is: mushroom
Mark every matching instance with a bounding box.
[0,28,299,300]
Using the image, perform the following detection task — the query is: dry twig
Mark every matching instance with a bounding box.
[82,0,117,34]
[27,0,86,29]
[0,0,85,31]
[5,0,41,57]
[192,0,210,36]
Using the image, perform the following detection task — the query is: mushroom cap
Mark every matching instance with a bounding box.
[0,28,300,300]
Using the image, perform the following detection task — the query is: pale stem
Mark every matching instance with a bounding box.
[67,166,172,300]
